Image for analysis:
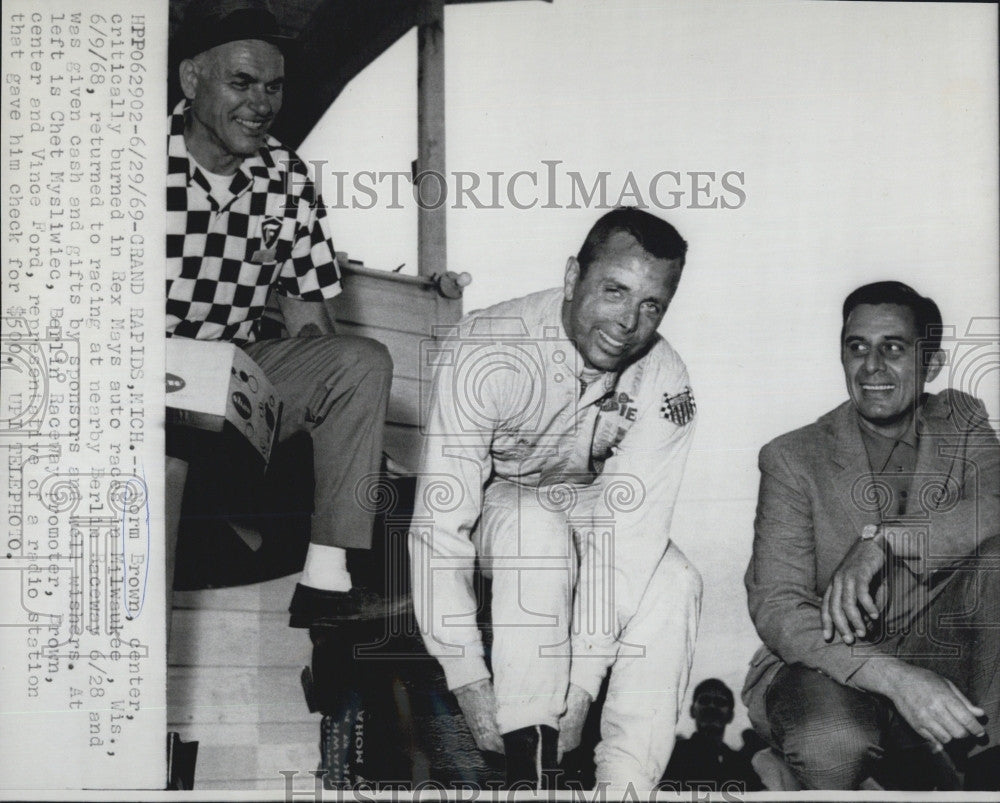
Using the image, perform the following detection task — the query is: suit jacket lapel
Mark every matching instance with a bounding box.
[910,393,961,516]
[826,394,961,526]
[827,402,882,535]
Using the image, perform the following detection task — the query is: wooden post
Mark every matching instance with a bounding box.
[417,0,446,278]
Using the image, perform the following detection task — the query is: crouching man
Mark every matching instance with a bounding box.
[744,281,1000,790]
[410,208,703,789]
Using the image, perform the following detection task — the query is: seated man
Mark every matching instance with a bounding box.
[744,281,1000,790]
[661,678,762,792]
[165,0,391,676]
[410,208,703,790]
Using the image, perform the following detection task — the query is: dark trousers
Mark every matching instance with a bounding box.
[766,534,1000,789]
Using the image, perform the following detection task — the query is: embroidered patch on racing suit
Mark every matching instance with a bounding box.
[661,386,696,426]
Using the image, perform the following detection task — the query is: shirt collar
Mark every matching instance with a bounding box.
[853,399,923,451]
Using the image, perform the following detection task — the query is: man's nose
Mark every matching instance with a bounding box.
[248,86,274,115]
[863,348,885,373]
[615,302,639,333]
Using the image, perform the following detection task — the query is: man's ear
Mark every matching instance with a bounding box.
[924,348,945,384]
[725,707,734,725]
[179,59,199,100]
[563,256,580,302]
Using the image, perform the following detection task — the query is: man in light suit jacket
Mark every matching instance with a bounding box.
[743,281,1000,790]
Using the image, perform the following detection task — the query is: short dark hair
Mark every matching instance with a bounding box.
[577,207,687,275]
[692,678,734,708]
[841,281,943,358]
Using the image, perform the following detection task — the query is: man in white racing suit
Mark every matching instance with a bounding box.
[410,208,702,789]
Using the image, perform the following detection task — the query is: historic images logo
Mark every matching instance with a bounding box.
[285,159,748,212]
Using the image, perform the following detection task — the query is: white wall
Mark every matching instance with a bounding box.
[301,0,999,746]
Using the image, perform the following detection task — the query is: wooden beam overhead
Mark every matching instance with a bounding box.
[416,0,447,277]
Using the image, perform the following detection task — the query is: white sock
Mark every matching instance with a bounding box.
[300,544,352,592]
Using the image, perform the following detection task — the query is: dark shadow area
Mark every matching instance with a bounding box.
[170,430,314,590]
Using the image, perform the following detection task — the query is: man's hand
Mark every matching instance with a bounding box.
[453,678,504,754]
[858,661,986,750]
[821,537,888,644]
[277,295,337,337]
[557,683,592,761]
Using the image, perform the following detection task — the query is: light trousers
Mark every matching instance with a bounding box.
[476,479,702,788]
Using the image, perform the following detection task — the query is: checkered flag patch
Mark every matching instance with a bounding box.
[661,386,696,425]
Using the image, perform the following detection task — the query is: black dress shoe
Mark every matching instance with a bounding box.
[288,582,410,628]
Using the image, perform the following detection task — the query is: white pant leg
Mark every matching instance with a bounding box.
[476,480,578,734]
[593,541,702,790]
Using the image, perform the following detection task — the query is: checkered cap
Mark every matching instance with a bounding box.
[166,101,340,343]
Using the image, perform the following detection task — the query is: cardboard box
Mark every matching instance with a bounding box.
[165,339,281,465]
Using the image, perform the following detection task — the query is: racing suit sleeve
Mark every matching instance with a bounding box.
[569,363,697,699]
[408,333,495,692]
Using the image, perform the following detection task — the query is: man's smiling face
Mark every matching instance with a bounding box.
[841,302,943,438]
[561,230,682,373]
[181,39,284,174]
